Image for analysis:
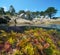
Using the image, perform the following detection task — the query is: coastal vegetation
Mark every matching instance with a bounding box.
[0,5,58,25]
[0,5,57,20]
[0,28,60,55]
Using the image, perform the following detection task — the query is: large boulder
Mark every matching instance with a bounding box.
[0,16,11,24]
[16,18,32,24]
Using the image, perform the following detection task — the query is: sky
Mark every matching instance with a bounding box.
[0,0,60,17]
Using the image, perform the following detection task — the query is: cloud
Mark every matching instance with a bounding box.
[3,6,7,11]
[25,9,29,11]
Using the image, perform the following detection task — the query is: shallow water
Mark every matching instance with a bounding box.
[47,24,60,29]
[0,24,60,32]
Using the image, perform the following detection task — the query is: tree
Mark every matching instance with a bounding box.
[9,5,15,16]
[32,11,40,18]
[35,11,40,18]
[0,7,5,15]
[5,11,11,15]
[45,7,57,18]
[32,12,36,18]
[40,11,45,16]
[40,11,46,18]
[18,10,25,14]
[26,11,33,20]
